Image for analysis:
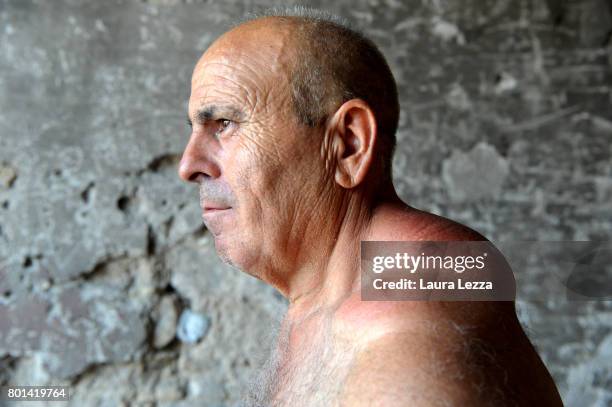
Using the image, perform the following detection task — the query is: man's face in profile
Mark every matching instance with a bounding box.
[180,21,328,278]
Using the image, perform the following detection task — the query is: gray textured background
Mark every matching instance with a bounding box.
[0,0,611,406]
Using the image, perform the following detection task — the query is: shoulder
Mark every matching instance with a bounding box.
[370,203,488,242]
[407,209,488,242]
[334,302,562,406]
[332,203,563,405]
[336,328,479,406]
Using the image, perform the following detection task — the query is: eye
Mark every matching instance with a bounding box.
[214,119,232,138]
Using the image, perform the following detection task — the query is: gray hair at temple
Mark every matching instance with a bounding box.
[237,6,400,184]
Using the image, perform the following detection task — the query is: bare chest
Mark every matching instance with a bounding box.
[264,315,361,406]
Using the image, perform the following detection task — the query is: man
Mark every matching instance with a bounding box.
[178,7,563,406]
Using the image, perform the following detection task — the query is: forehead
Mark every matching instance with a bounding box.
[189,20,295,119]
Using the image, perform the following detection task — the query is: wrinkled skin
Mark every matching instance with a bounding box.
[179,17,564,407]
[180,19,344,295]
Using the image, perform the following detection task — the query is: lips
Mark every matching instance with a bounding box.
[201,203,232,217]
[200,200,230,210]
[203,208,230,215]
[203,206,230,212]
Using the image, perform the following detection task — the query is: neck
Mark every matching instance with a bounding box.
[282,182,404,323]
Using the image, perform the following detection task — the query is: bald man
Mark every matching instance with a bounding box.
[179,8,563,407]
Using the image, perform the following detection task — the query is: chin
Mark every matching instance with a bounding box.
[214,236,263,278]
[217,251,241,271]
[213,236,244,269]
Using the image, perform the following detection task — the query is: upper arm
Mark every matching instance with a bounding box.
[336,329,492,407]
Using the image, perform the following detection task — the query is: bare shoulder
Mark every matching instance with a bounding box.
[415,209,488,241]
[336,203,563,405]
[333,300,563,407]
[339,294,562,407]
[371,203,488,242]
[336,324,482,406]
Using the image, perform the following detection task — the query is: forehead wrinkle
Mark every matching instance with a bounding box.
[192,60,272,118]
[191,77,257,121]
[193,60,258,92]
[222,49,294,122]
[220,55,284,102]
[203,24,295,83]
[196,46,277,82]
[192,22,299,124]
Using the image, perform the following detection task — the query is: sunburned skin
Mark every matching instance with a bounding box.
[179,15,564,407]
[243,285,559,406]
[240,227,561,406]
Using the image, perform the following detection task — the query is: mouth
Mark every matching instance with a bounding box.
[202,207,232,216]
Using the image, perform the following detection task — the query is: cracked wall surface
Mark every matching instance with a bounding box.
[0,0,611,406]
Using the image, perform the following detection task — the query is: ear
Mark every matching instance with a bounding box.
[328,99,377,189]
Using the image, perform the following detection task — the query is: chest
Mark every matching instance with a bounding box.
[266,316,360,406]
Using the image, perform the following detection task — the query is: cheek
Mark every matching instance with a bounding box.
[222,140,280,231]
[231,131,286,196]
[224,124,324,223]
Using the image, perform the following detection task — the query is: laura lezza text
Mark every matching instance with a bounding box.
[372,278,493,290]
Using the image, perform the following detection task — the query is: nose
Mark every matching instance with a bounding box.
[178,133,221,182]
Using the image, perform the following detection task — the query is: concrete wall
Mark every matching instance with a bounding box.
[0,0,611,405]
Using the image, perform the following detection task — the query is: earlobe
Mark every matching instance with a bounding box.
[334,164,354,188]
[333,135,356,188]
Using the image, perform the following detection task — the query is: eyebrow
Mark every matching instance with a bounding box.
[187,104,246,127]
